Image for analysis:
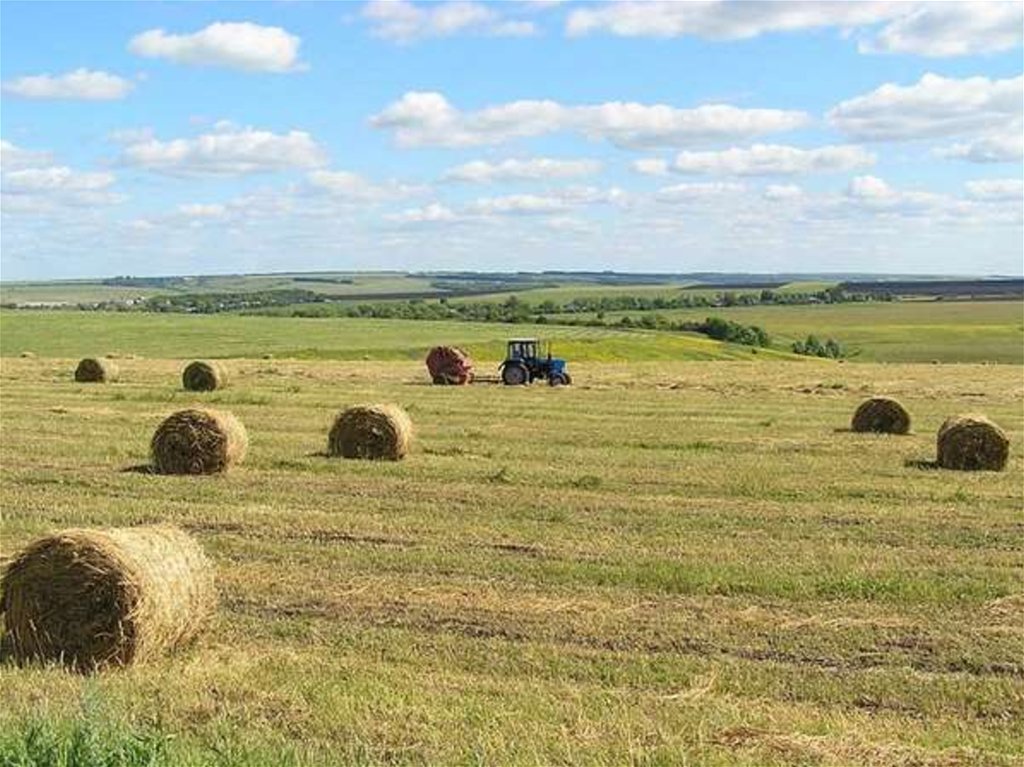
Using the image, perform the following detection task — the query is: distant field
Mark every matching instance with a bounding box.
[0,311,791,363]
[564,300,1024,364]
[0,274,842,307]
[3,298,1022,365]
[0,273,439,305]
[1,355,1021,765]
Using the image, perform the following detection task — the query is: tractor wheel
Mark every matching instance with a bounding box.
[549,373,568,387]
[502,364,528,386]
[563,373,572,385]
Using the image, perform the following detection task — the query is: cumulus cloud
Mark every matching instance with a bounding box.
[863,2,1023,57]
[841,174,949,215]
[442,157,601,182]
[655,181,746,202]
[388,185,625,224]
[763,184,803,200]
[0,140,54,170]
[828,73,1023,142]
[371,91,808,149]
[118,125,328,175]
[362,1,537,42]
[2,166,115,193]
[632,158,669,176]
[128,22,304,72]
[846,174,895,200]
[1,164,122,212]
[966,179,1024,201]
[1,68,133,100]
[465,192,576,216]
[936,131,1024,163]
[566,1,897,39]
[664,143,875,175]
[566,1,1021,57]
[387,202,460,223]
[177,203,227,217]
[476,185,632,213]
[306,169,424,201]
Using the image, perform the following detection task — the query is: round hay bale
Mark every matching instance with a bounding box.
[151,408,248,475]
[328,404,412,461]
[851,397,911,434]
[425,346,474,385]
[182,360,227,392]
[1,526,216,671]
[75,357,119,383]
[937,414,1009,471]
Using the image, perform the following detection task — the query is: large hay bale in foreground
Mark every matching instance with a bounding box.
[182,360,228,392]
[1,526,216,671]
[426,346,474,385]
[851,397,910,434]
[328,404,412,461]
[75,357,119,383]
[151,408,248,475]
[937,414,1009,471]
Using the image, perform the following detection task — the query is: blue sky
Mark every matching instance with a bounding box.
[1,0,1022,280]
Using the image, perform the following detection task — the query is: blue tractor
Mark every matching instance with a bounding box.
[500,338,572,386]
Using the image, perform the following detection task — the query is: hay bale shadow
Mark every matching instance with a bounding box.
[121,463,157,474]
[835,427,913,436]
[307,450,331,458]
[904,458,941,470]
[0,633,14,665]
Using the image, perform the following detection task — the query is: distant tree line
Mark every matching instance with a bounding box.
[792,335,846,359]
[144,290,323,313]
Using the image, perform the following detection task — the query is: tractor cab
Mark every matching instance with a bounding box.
[506,338,539,362]
[499,338,571,387]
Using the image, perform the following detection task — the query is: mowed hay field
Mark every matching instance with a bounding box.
[1,333,1023,763]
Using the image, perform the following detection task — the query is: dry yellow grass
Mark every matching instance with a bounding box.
[0,356,1021,765]
[1,526,215,671]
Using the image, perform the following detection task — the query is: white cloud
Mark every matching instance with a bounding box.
[842,174,947,215]
[387,202,459,223]
[2,166,115,193]
[1,68,133,100]
[466,193,571,215]
[177,203,227,218]
[306,169,423,201]
[566,1,899,40]
[846,174,895,200]
[565,2,1022,58]
[442,157,601,182]
[1,165,122,212]
[632,158,669,176]
[0,140,54,170]
[371,91,808,149]
[389,185,625,223]
[668,143,875,175]
[655,181,745,202]
[863,2,1023,57]
[966,179,1024,201]
[362,1,537,42]
[128,22,304,72]
[119,126,328,175]
[763,184,803,200]
[936,131,1024,163]
[828,73,1023,142]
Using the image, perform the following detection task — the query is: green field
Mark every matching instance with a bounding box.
[0,273,439,305]
[5,296,1021,366]
[0,311,797,364]
[0,310,1022,766]
[561,300,1024,365]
